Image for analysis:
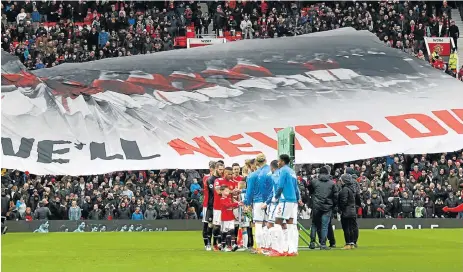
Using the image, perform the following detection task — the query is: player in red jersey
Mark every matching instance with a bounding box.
[212,162,226,250]
[213,166,238,250]
[232,163,243,185]
[220,185,243,252]
[202,161,217,251]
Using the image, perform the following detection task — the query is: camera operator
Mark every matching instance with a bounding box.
[308,165,338,250]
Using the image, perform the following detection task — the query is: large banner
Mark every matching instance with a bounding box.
[5,219,463,233]
[2,28,463,175]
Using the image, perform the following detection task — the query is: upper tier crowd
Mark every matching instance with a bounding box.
[1,0,462,79]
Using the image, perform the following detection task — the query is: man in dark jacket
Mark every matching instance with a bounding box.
[308,166,338,250]
[400,192,414,218]
[89,204,102,220]
[117,202,131,219]
[338,174,359,249]
[314,165,336,248]
[1,190,9,217]
[448,21,459,50]
[34,201,51,220]
[345,167,361,247]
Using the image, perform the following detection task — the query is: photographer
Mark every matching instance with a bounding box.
[103,203,117,220]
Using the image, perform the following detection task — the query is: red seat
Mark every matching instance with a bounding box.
[186,26,195,38]
[43,22,56,29]
[175,36,187,48]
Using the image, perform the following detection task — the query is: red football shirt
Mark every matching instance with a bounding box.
[232,175,243,200]
[233,175,243,184]
[202,174,210,208]
[220,197,239,221]
[213,178,235,210]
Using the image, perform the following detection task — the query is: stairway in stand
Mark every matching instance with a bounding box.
[451,8,463,69]
[198,2,215,37]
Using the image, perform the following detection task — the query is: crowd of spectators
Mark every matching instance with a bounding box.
[1,1,461,77]
[2,150,463,221]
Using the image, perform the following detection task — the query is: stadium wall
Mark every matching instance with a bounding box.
[6,219,463,233]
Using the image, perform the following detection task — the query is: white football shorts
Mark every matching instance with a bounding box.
[252,202,267,222]
[275,202,296,220]
[212,209,222,226]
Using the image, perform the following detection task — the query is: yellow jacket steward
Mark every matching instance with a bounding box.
[448,53,458,70]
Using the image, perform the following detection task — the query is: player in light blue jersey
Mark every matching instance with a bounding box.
[268,154,302,257]
[256,161,273,252]
[261,160,280,254]
[243,153,268,254]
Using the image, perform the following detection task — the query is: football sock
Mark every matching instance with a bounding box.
[247,227,254,248]
[282,227,289,253]
[262,225,269,248]
[255,223,263,249]
[207,226,213,245]
[266,225,273,249]
[242,228,248,248]
[202,223,209,246]
[221,232,227,248]
[272,224,284,253]
[288,224,298,253]
[213,225,221,246]
[228,230,234,247]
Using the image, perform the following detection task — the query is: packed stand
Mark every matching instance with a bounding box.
[2,150,462,221]
[1,0,194,69]
[1,1,461,79]
[1,169,206,221]
[298,150,463,219]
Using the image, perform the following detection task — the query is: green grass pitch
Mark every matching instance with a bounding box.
[2,229,462,272]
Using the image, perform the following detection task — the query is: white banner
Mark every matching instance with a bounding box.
[2,29,463,175]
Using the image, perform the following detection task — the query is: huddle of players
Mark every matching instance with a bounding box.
[201,153,301,257]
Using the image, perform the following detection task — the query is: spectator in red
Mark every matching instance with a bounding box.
[410,165,422,181]
[23,207,34,221]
